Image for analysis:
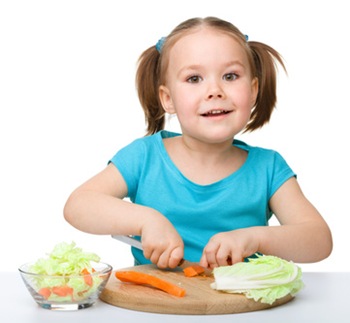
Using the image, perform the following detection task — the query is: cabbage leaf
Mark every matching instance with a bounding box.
[211,254,304,304]
[30,241,100,275]
[29,241,102,301]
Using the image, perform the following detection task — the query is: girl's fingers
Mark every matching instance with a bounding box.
[215,247,232,266]
[229,253,245,265]
[147,245,183,269]
[201,240,244,268]
[167,247,184,268]
[202,241,221,269]
[156,251,170,269]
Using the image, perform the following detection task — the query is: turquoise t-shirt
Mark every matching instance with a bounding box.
[110,130,295,264]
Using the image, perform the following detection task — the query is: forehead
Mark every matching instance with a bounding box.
[166,27,249,70]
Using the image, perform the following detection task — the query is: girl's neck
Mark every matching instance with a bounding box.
[180,135,235,163]
[163,135,247,185]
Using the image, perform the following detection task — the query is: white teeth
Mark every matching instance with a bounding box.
[201,109,230,116]
[209,110,225,114]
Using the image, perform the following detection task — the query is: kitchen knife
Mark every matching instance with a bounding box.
[112,235,211,274]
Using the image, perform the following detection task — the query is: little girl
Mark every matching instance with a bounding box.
[64,17,332,269]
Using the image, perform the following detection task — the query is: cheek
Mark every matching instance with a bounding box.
[236,84,257,109]
[233,89,255,122]
[172,91,197,116]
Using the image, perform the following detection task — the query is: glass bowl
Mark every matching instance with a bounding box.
[18,262,112,310]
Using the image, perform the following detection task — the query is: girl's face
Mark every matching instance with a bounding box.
[159,27,258,145]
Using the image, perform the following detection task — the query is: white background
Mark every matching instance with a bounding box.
[1,0,348,273]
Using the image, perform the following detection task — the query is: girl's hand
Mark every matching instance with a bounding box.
[140,213,184,269]
[199,228,260,269]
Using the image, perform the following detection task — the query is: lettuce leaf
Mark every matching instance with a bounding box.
[211,254,304,304]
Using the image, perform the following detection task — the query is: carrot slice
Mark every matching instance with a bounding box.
[38,287,51,299]
[52,286,73,297]
[183,265,205,277]
[81,268,93,286]
[115,271,186,297]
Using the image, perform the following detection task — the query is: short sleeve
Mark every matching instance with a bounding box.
[109,139,146,199]
[268,151,296,199]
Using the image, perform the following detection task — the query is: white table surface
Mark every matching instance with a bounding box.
[1,271,348,323]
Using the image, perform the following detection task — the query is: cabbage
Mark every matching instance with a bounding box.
[30,241,100,275]
[29,242,102,301]
[211,254,304,304]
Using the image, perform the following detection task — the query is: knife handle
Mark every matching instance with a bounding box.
[112,235,205,271]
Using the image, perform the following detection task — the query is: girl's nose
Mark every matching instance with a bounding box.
[208,92,223,99]
[206,81,225,100]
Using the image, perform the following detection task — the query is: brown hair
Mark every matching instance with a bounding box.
[136,17,286,135]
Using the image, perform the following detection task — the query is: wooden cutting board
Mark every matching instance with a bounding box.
[99,264,294,315]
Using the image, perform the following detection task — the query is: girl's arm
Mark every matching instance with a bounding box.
[200,177,333,268]
[64,163,149,235]
[258,176,333,262]
[63,163,184,268]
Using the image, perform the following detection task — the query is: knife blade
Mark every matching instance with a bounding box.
[112,234,211,274]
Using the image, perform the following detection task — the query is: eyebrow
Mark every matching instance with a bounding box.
[178,60,246,76]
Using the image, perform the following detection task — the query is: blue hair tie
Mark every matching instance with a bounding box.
[245,34,249,41]
[156,37,166,53]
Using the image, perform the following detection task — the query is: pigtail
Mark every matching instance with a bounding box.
[136,46,165,136]
[245,41,286,132]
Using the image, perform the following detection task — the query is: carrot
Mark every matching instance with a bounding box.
[183,265,205,277]
[81,268,93,286]
[38,287,51,299]
[52,286,74,297]
[115,271,186,297]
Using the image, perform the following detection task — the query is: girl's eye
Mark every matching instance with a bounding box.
[187,75,202,83]
[223,73,238,81]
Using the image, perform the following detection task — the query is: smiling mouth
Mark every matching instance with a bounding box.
[201,109,232,117]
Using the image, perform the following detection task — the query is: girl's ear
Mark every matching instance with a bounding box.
[251,77,259,107]
[159,85,176,114]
